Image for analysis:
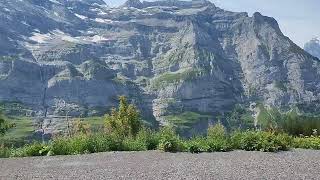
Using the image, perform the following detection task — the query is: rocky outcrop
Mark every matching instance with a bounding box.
[304,38,320,59]
[123,0,143,9]
[0,0,319,133]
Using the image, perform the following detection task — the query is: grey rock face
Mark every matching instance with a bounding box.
[0,0,319,133]
[304,38,320,59]
[123,0,143,9]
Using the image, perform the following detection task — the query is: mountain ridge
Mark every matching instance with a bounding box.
[0,0,319,134]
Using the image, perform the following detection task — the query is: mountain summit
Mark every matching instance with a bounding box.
[304,38,320,59]
[0,0,319,134]
[123,0,143,8]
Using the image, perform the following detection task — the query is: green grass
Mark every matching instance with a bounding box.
[293,136,320,150]
[78,116,104,131]
[164,112,211,127]
[0,116,34,144]
[151,69,201,89]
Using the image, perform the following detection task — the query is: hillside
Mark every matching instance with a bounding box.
[0,0,319,134]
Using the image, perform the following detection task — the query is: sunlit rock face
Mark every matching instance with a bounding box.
[0,0,319,133]
[305,38,320,59]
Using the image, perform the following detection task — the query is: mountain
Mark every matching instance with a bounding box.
[0,0,319,134]
[304,38,320,59]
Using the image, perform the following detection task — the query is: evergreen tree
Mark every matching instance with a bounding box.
[105,96,142,138]
[0,111,10,136]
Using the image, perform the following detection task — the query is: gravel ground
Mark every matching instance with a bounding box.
[1,149,320,180]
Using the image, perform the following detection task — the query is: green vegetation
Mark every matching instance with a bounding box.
[0,116,33,146]
[0,55,18,62]
[0,111,15,136]
[254,106,320,136]
[293,136,320,150]
[1,98,320,158]
[225,104,255,131]
[151,69,201,89]
[0,101,32,116]
[158,127,184,152]
[165,112,210,127]
[230,131,292,152]
[105,96,142,138]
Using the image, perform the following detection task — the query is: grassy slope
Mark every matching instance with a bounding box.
[164,112,211,129]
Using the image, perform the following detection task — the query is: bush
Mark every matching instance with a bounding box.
[51,133,124,155]
[0,146,11,158]
[293,136,320,150]
[158,127,184,152]
[10,142,47,157]
[185,137,208,153]
[122,138,148,151]
[51,135,91,155]
[231,131,292,152]
[206,124,232,152]
[105,96,142,138]
[86,134,118,153]
[0,111,14,136]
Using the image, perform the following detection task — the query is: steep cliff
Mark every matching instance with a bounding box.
[0,0,319,133]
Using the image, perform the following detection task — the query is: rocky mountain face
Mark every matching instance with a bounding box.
[304,38,320,59]
[0,0,319,133]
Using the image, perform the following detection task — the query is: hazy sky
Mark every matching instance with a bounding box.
[104,0,320,47]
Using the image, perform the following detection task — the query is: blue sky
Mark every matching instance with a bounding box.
[104,0,320,47]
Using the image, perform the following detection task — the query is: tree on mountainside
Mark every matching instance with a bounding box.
[104,96,142,138]
[0,111,13,136]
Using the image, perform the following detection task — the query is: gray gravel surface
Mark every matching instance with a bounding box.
[1,149,320,180]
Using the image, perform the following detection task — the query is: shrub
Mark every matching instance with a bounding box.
[86,134,118,153]
[51,137,73,155]
[0,146,11,158]
[274,133,293,151]
[70,119,91,137]
[158,127,183,152]
[10,142,47,157]
[231,131,292,152]
[206,124,231,152]
[133,128,160,150]
[0,111,15,136]
[293,136,320,150]
[105,96,142,138]
[122,138,148,151]
[185,137,208,153]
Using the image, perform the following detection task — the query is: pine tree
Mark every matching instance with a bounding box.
[0,111,10,136]
[105,96,142,138]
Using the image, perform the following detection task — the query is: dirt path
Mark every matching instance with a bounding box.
[1,149,320,180]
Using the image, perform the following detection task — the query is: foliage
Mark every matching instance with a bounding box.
[151,69,201,89]
[165,112,210,126]
[3,98,320,158]
[225,105,255,131]
[256,105,279,131]
[293,136,320,150]
[0,146,11,158]
[254,105,320,136]
[230,131,292,152]
[0,116,32,147]
[50,134,119,155]
[158,127,184,152]
[279,110,320,136]
[0,111,12,136]
[185,137,208,153]
[70,119,91,136]
[206,124,232,152]
[10,142,47,157]
[105,96,142,138]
